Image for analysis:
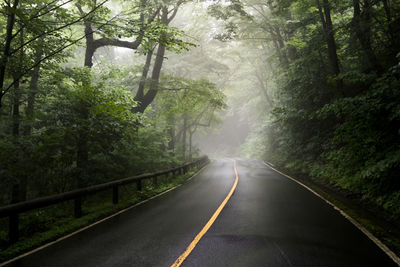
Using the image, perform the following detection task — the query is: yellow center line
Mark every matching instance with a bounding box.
[171,159,239,267]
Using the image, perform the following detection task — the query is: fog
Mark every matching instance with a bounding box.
[82,1,272,158]
[161,2,272,158]
[1,0,398,250]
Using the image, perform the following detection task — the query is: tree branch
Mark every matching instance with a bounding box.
[32,0,74,20]
[93,37,142,50]
[10,0,110,56]
[1,11,121,97]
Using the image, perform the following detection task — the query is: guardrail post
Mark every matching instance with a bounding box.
[113,186,119,204]
[0,157,210,243]
[136,179,142,191]
[74,197,82,218]
[9,213,19,243]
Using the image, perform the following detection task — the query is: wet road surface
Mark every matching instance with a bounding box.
[4,158,397,267]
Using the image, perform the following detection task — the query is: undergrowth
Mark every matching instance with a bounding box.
[0,166,202,263]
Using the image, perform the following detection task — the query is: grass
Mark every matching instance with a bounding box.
[0,165,204,263]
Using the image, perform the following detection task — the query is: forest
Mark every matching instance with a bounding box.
[0,0,228,206]
[0,0,399,259]
[224,0,400,219]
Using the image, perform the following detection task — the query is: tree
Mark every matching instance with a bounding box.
[0,0,20,109]
[74,0,194,186]
[153,75,226,160]
[215,0,400,216]
[131,1,196,113]
[0,0,104,109]
[0,0,78,202]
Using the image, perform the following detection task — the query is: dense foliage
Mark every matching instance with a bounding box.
[0,0,225,206]
[1,0,398,220]
[211,0,400,217]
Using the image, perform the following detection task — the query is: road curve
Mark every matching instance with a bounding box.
[182,159,397,266]
[3,158,397,267]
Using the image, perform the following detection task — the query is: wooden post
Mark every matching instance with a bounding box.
[136,179,142,191]
[112,186,119,204]
[153,176,158,187]
[9,213,19,243]
[74,197,82,218]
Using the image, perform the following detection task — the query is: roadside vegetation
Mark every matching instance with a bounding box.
[207,0,400,220]
[0,165,206,262]
[1,0,399,261]
[0,1,225,207]
[0,0,224,259]
[205,0,400,255]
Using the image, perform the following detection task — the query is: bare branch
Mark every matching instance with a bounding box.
[167,0,184,24]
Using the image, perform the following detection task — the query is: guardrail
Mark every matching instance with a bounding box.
[0,156,209,244]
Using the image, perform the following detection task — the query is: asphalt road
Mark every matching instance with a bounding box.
[4,158,397,267]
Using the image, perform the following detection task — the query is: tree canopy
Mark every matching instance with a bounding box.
[208,0,400,217]
[0,0,225,207]
[1,0,399,239]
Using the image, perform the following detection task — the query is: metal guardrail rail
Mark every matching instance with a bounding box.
[0,156,209,243]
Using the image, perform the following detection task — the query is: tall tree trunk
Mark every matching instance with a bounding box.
[83,23,95,68]
[352,0,382,73]
[10,77,21,204]
[12,77,20,137]
[12,24,24,137]
[74,1,160,186]
[316,0,343,94]
[133,47,154,108]
[136,43,166,113]
[24,39,43,136]
[11,23,27,203]
[132,7,168,113]
[316,0,340,76]
[11,80,27,202]
[0,0,19,109]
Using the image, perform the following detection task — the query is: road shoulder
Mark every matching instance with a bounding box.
[264,161,400,266]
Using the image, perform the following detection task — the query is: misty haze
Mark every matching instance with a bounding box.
[0,0,399,266]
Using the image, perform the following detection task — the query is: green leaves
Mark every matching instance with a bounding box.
[226,0,400,218]
[141,23,197,53]
[157,75,226,117]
